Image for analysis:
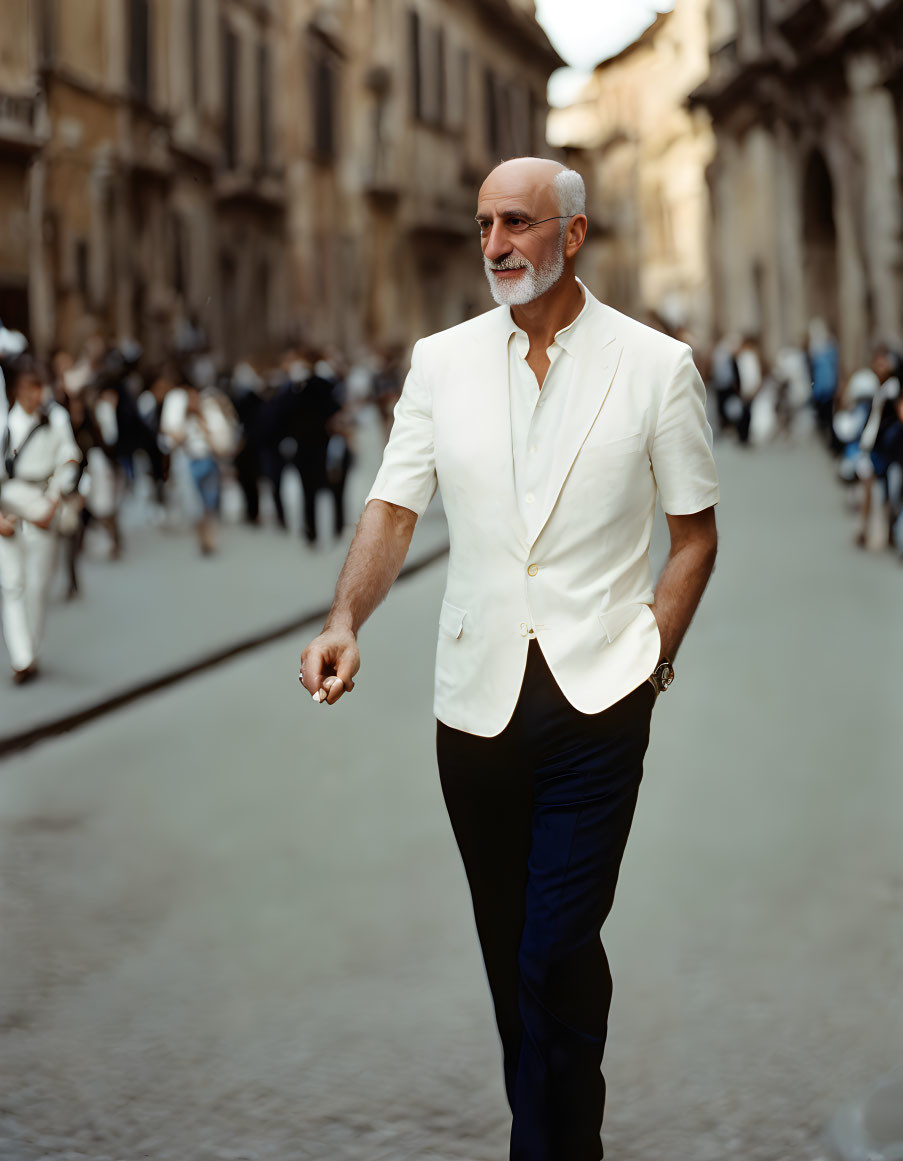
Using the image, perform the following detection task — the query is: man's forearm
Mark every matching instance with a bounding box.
[324,499,417,635]
[651,512,718,661]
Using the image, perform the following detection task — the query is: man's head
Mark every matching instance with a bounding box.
[8,354,45,415]
[477,158,587,308]
[871,343,896,382]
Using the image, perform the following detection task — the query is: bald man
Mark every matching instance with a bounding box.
[300,158,719,1160]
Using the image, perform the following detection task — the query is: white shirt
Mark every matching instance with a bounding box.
[507,290,591,637]
[507,288,592,526]
[0,401,81,520]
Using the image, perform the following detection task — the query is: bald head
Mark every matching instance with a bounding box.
[479,158,586,219]
[481,158,564,217]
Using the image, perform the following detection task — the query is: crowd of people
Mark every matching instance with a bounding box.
[2,307,901,689]
[0,317,403,686]
[704,320,903,557]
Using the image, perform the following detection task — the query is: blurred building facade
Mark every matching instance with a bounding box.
[692,0,903,372]
[549,0,715,344]
[0,0,561,366]
[284,0,560,354]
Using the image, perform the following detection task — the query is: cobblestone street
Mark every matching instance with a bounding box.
[0,438,901,1161]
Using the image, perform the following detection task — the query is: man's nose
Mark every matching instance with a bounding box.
[482,221,512,261]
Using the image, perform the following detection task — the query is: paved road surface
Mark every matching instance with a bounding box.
[0,438,901,1161]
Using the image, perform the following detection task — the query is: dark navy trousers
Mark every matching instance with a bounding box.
[437,639,655,1161]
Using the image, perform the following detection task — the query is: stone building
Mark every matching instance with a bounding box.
[3,0,288,366]
[0,0,48,338]
[548,0,715,344]
[282,0,561,354]
[0,0,560,366]
[691,0,903,373]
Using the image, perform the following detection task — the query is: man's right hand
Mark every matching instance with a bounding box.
[0,513,17,538]
[300,626,360,706]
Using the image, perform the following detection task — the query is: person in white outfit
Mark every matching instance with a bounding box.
[0,355,81,684]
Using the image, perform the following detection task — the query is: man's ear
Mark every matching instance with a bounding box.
[565,215,588,259]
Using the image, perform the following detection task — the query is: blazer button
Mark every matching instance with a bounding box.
[527,563,539,577]
[519,622,529,636]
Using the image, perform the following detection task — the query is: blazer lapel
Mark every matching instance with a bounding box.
[476,308,530,549]
[527,331,623,547]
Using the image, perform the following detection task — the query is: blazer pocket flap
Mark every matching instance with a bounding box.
[439,600,467,640]
[598,601,645,643]
[591,429,645,452]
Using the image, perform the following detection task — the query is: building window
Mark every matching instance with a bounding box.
[485,68,499,156]
[409,9,422,120]
[457,48,470,131]
[528,88,540,155]
[435,26,447,126]
[189,0,202,108]
[172,214,187,296]
[40,0,56,66]
[75,237,89,297]
[311,41,339,162]
[128,0,150,104]
[756,0,768,45]
[258,40,271,170]
[257,257,270,338]
[222,23,239,168]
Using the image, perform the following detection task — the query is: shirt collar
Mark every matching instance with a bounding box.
[506,278,591,356]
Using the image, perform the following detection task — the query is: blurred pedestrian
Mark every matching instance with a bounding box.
[231,360,266,526]
[735,334,764,445]
[833,349,888,484]
[0,354,81,683]
[855,346,901,549]
[160,376,238,555]
[774,340,813,438]
[137,364,175,516]
[710,334,740,434]
[372,344,404,443]
[808,318,839,440]
[284,352,345,546]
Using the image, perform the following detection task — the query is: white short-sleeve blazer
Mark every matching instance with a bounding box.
[367,284,720,737]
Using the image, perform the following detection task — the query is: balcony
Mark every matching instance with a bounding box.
[0,88,46,156]
[362,140,400,202]
[215,165,286,210]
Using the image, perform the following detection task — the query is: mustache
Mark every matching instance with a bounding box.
[484,254,532,272]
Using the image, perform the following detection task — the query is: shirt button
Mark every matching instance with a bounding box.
[527,563,539,577]
[525,492,535,504]
[529,445,537,454]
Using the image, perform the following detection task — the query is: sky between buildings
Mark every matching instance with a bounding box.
[536,0,676,106]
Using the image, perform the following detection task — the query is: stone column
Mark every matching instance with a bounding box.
[846,52,903,349]
[829,139,870,375]
[748,124,784,363]
[27,155,53,356]
[710,129,742,339]
[772,120,808,349]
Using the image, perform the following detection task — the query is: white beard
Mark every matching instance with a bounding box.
[483,235,567,306]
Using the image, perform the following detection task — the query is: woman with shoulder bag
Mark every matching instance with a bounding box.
[0,354,82,684]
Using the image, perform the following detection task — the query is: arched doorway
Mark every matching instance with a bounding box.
[802,149,839,335]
